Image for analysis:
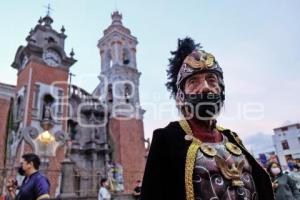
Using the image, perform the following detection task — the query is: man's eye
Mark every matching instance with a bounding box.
[187,80,195,86]
[208,78,217,82]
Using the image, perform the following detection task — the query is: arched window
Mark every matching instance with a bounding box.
[105,50,113,69]
[107,84,113,103]
[122,48,131,65]
[42,94,55,120]
[124,83,133,103]
[16,96,24,121]
[68,120,78,140]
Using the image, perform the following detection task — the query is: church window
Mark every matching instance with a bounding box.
[33,84,40,109]
[124,83,132,103]
[42,94,55,120]
[107,84,113,103]
[16,96,24,121]
[122,48,130,65]
[105,50,113,68]
[68,120,78,140]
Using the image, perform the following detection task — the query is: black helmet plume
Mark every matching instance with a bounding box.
[166,37,201,98]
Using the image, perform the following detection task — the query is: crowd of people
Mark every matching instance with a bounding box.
[258,157,300,200]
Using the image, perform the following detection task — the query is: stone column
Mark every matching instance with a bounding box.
[60,158,76,198]
[39,160,49,174]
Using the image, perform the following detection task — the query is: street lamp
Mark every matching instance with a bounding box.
[37,130,55,144]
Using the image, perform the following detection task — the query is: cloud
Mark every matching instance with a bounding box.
[243,132,275,157]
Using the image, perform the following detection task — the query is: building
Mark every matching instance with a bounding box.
[94,11,146,192]
[273,123,300,169]
[0,11,146,198]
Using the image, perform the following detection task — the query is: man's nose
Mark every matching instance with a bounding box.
[195,80,212,93]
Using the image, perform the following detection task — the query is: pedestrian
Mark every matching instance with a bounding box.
[98,178,111,200]
[132,180,141,200]
[267,162,300,200]
[6,153,50,200]
[288,163,300,191]
[141,37,274,200]
[287,158,296,171]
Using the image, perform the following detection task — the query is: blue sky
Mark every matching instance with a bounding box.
[1,0,300,155]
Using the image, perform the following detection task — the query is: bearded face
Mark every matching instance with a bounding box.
[175,50,225,120]
[180,72,223,120]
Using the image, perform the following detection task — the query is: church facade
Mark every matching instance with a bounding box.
[0,11,146,198]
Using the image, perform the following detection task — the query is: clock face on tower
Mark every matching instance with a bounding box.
[42,49,62,67]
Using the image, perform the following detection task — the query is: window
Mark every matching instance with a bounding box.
[281,140,289,150]
[124,83,133,103]
[16,96,24,121]
[68,120,78,140]
[42,94,54,120]
[105,50,113,68]
[33,84,40,109]
[107,84,113,103]
[281,127,288,131]
[122,48,131,65]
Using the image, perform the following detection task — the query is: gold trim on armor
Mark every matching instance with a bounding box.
[216,125,226,131]
[179,119,246,200]
[179,119,193,135]
[185,141,200,200]
[180,120,202,144]
[200,143,217,157]
[215,155,245,187]
[183,51,215,69]
[225,142,242,156]
[180,120,200,200]
[36,194,50,200]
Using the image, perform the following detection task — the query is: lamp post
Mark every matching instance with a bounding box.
[38,129,56,168]
[37,130,55,144]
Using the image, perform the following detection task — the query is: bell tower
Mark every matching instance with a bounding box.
[9,13,76,196]
[95,11,146,192]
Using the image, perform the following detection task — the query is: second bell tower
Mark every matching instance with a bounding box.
[95,11,146,192]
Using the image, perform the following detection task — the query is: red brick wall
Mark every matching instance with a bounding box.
[109,118,146,193]
[16,61,69,129]
[14,62,69,197]
[0,98,12,169]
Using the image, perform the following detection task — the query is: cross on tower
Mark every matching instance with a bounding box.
[44,3,54,16]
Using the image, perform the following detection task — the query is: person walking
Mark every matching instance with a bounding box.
[6,153,50,200]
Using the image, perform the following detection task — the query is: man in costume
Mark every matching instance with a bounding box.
[6,153,50,200]
[141,38,274,200]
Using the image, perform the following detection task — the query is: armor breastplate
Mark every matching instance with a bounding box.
[192,136,258,200]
